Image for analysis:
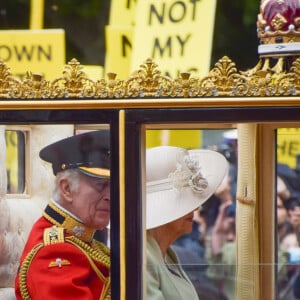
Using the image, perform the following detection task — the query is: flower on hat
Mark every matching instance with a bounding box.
[168,153,208,194]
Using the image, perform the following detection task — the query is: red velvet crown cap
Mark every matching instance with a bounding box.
[257,0,300,56]
[262,0,300,31]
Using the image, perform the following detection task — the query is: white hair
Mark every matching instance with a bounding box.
[52,169,81,203]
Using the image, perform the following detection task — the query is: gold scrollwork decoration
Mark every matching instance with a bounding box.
[0,60,22,99]
[1,56,300,100]
[126,58,173,98]
[200,56,247,97]
[174,72,199,98]
[51,58,96,99]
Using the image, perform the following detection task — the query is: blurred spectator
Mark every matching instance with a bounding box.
[192,279,228,300]
[277,163,300,210]
[277,175,291,200]
[204,174,295,300]
[214,174,233,205]
[284,199,300,300]
[277,179,294,246]
[203,173,235,234]
[205,179,294,300]
[281,233,299,252]
[277,192,296,300]
[173,207,207,259]
[276,175,300,300]
[172,245,207,281]
[218,129,238,202]
[206,201,236,300]
[203,129,238,232]
[278,163,298,190]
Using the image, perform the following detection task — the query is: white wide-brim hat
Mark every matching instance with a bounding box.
[146,146,229,229]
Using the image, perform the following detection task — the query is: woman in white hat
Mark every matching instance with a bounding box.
[146,146,229,299]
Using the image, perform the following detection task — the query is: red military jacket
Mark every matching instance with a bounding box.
[15,201,110,300]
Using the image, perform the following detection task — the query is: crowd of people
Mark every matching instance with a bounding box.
[172,171,236,299]
[171,143,300,300]
[276,162,300,300]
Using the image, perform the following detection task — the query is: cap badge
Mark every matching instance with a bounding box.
[72,225,86,237]
[48,258,71,268]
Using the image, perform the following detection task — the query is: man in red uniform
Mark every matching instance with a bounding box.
[15,130,111,300]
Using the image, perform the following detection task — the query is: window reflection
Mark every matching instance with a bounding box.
[277,128,300,300]
[5,130,25,194]
[146,129,237,300]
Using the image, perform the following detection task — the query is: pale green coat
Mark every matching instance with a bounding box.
[147,234,199,299]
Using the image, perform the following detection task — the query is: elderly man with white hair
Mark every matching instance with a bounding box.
[15,130,111,300]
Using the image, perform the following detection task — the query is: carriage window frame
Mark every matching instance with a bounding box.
[123,106,300,300]
[0,102,300,300]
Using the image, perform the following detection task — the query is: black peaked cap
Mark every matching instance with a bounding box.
[39,130,110,176]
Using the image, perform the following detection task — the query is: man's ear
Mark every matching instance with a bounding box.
[58,177,73,203]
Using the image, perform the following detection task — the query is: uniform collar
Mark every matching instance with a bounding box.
[43,201,96,243]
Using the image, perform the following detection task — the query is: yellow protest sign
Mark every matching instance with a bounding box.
[277,128,300,169]
[131,0,216,79]
[5,130,19,193]
[146,130,202,148]
[30,0,44,29]
[104,26,133,78]
[109,0,137,26]
[0,29,65,80]
[83,65,104,81]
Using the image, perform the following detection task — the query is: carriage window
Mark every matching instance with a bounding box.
[2,124,111,299]
[276,128,300,299]
[146,128,237,300]
[6,130,25,194]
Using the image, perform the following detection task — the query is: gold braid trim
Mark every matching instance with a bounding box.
[19,231,110,299]
[102,277,111,300]
[67,236,111,299]
[67,236,110,268]
[19,243,44,300]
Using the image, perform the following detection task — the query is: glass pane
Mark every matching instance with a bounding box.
[145,128,237,299]
[6,130,25,194]
[3,124,111,299]
[277,128,300,300]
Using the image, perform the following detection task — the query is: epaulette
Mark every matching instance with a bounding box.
[19,226,111,299]
[43,225,65,245]
[19,226,65,299]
